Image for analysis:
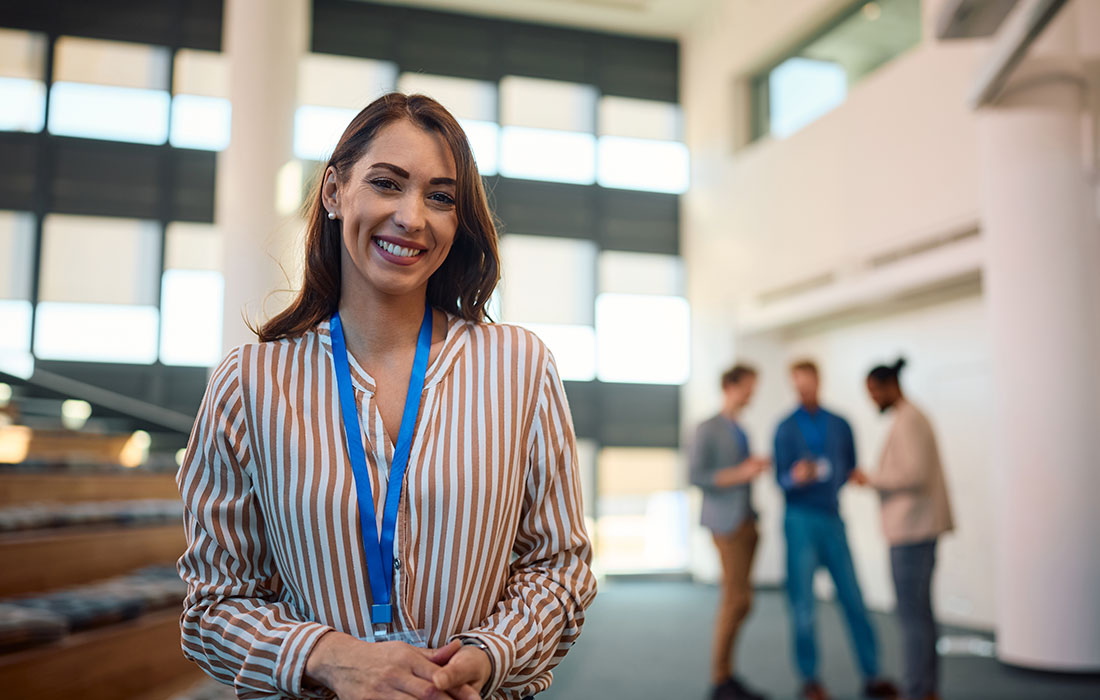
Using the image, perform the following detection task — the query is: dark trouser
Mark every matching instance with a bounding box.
[710,517,759,684]
[890,538,939,699]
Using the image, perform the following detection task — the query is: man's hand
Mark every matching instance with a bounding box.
[791,459,817,485]
[304,632,480,700]
[714,456,771,487]
[849,468,870,486]
[433,643,492,698]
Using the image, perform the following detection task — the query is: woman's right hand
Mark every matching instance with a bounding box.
[305,632,480,700]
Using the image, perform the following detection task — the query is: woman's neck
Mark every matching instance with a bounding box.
[337,281,428,363]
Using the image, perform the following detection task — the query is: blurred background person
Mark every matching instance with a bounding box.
[688,364,770,700]
[774,361,897,700]
[853,358,954,700]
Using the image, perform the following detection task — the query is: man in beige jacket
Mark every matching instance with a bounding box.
[852,358,953,700]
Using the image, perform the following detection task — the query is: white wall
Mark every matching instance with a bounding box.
[680,0,1001,630]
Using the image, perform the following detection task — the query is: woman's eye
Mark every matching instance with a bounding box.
[429,192,455,206]
[370,178,399,190]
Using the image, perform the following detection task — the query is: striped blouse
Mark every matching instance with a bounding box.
[176,313,596,699]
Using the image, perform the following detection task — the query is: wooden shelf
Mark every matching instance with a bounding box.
[0,608,204,700]
[0,471,180,506]
[0,523,185,596]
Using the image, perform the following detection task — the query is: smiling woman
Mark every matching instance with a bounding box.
[176,93,596,700]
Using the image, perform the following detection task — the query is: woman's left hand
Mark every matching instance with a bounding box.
[431,644,492,698]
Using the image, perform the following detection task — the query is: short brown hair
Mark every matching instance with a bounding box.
[258,93,500,342]
[721,364,757,388]
[790,359,819,375]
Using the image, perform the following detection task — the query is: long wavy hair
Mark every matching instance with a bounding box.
[257,93,500,342]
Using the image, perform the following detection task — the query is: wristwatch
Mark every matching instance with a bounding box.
[457,636,495,698]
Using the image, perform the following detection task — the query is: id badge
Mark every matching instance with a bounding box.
[373,626,428,648]
[814,457,833,482]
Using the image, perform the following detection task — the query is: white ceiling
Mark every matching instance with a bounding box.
[358,0,716,38]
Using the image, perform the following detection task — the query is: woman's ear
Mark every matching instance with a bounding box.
[322,166,339,216]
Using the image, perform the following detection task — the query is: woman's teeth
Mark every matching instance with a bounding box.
[375,238,423,258]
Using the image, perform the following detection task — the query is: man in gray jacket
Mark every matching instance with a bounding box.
[689,364,771,700]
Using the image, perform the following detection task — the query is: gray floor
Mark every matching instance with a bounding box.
[542,581,1100,700]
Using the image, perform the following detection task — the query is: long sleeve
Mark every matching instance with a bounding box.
[840,418,858,478]
[451,353,597,698]
[688,422,720,490]
[868,411,932,493]
[774,421,803,492]
[176,348,333,699]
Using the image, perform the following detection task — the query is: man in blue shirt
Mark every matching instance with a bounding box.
[774,360,898,700]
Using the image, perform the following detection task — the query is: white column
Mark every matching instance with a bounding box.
[218,0,309,353]
[978,9,1100,671]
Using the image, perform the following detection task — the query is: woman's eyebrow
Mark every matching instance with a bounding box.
[368,162,455,187]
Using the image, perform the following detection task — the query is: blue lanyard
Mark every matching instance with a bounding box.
[330,302,432,626]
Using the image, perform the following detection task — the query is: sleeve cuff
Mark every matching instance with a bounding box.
[450,629,516,697]
[275,620,337,697]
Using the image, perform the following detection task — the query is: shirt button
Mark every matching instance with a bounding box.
[394,559,402,571]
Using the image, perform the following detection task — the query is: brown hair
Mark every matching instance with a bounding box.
[721,364,757,388]
[790,359,819,375]
[257,93,500,342]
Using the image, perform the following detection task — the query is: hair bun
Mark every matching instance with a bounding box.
[893,357,907,373]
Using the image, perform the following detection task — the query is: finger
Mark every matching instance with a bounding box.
[424,640,463,665]
[445,683,481,700]
[409,653,447,683]
[398,674,449,700]
[432,655,478,691]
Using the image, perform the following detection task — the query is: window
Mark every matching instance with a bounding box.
[595,447,689,573]
[499,235,597,381]
[596,294,689,385]
[160,222,224,367]
[398,73,499,175]
[597,96,689,193]
[171,49,231,151]
[0,211,35,378]
[752,0,921,140]
[48,37,171,145]
[35,214,160,363]
[499,76,597,184]
[0,29,47,133]
[294,54,397,161]
[598,250,684,297]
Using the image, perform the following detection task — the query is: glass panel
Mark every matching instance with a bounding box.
[515,323,596,382]
[34,302,158,364]
[54,37,169,90]
[598,251,683,297]
[0,29,47,133]
[596,293,690,385]
[598,96,682,141]
[596,136,689,193]
[0,211,35,301]
[294,104,356,161]
[499,127,596,185]
[49,82,170,144]
[165,221,221,271]
[298,54,397,110]
[595,447,689,573]
[40,214,161,306]
[499,235,596,325]
[397,73,496,122]
[170,94,231,150]
[160,269,223,367]
[500,76,596,132]
[755,0,921,140]
[173,49,228,98]
[459,119,499,176]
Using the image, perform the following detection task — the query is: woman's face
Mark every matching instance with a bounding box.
[325,119,459,301]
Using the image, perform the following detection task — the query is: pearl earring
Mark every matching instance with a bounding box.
[327,211,336,220]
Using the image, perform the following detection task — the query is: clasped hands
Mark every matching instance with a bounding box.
[306,631,492,700]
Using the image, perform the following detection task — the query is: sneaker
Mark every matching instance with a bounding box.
[711,677,769,700]
[864,678,900,699]
[801,681,831,700]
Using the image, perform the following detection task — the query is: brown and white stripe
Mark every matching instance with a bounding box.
[176,313,596,699]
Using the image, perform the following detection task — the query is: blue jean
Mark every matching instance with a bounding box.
[784,505,879,682]
[891,538,939,699]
